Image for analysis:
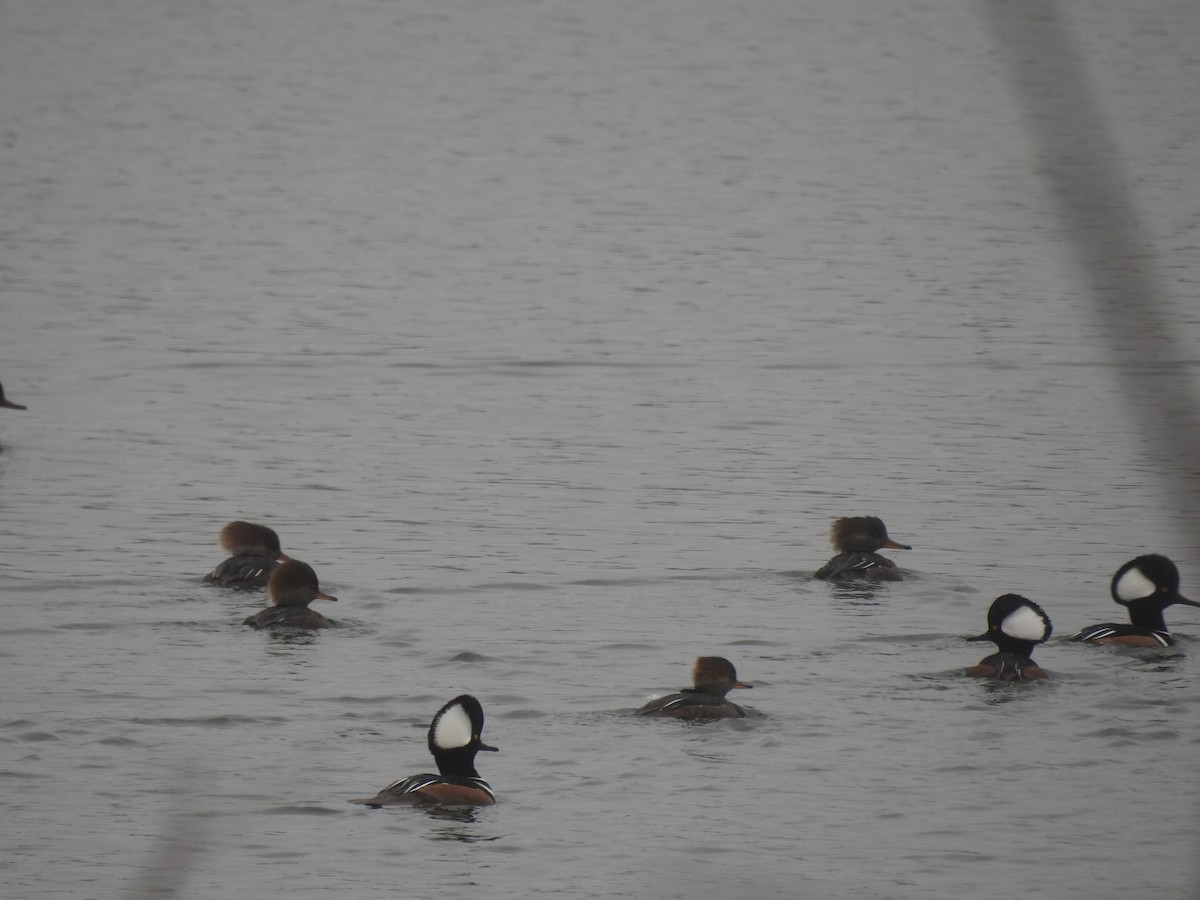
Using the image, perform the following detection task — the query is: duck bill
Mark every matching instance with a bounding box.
[732,681,753,690]
[966,632,992,643]
[478,742,499,752]
[1173,592,1200,608]
[882,539,912,550]
[1,398,26,410]
[315,591,338,602]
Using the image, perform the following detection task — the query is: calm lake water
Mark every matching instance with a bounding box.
[2,1,1198,898]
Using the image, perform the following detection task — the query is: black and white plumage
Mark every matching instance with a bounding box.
[361,772,496,806]
[1069,554,1199,648]
[966,594,1053,681]
[1069,623,1171,648]
[350,695,498,808]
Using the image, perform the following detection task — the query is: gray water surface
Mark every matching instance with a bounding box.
[2,1,1198,898]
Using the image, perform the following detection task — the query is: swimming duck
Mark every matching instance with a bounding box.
[815,516,912,581]
[1069,554,1199,648]
[243,559,337,629]
[204,521,290,588]
[635,656,753,720]
[350,695,497,808]
[966,594,1052,681]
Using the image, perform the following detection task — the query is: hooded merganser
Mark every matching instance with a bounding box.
[204,521,290,588]
[0,382,26,411]
[350,695,498,808]
[814,516,912,581]
[1068,554,1200,648]
[635,656,753,720]
[966,594,1052,681]
[243,559,337,629]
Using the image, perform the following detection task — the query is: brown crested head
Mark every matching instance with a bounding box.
[829,516,911,553]
[691,656,752,696]
[266,559,337,608]
[218,520,287,559]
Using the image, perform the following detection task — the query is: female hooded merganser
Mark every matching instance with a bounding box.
[814,516,912,581]
[635,656,753,720]
[243,559,337,629]
[350,695,498,808]
[966,594,1052,681]
[1069,554,1199,648]
[204,521,291,588]
[0,382,26,411]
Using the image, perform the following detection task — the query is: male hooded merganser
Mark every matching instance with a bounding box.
[350,695,498,808]
[966,594,1052,681]
[635,656,753,720]
[814,516,912,581]
[204,521,291,588]
[1069,554,1199,648]
[243,559,337,629]
[0,382,26,411]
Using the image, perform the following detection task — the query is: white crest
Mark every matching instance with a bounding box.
[1002,604,1048,641]
[431,701,474,751]
[1114,565,1157,602]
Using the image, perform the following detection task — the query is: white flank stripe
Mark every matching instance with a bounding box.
[1114,566,1157,602]
[472,779,497,801]
[1002,604,1048,641]
[432,702,474,750]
